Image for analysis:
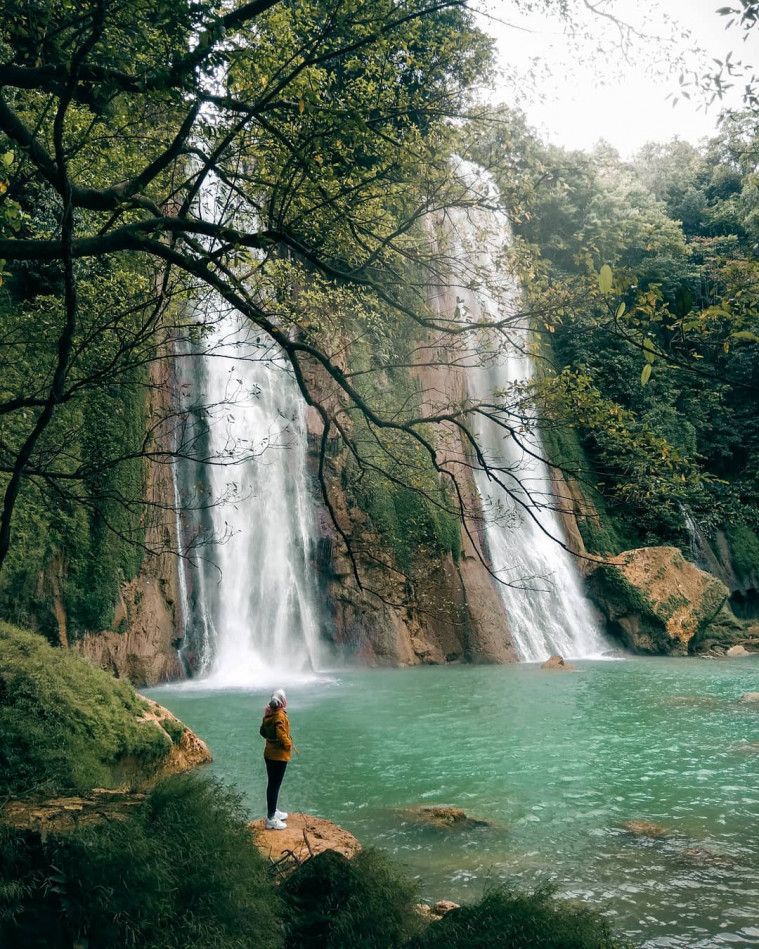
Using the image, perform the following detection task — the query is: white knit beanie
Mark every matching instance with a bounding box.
[270,688,287,708]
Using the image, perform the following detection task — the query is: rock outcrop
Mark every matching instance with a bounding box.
[249,813,361,865]
[76,574,183,686]
[541,654,576,670]
[136,696,212,776]
[404,805,492,830]
[588,546,729,654]
[621,819,671,839]
[304,318,518,667]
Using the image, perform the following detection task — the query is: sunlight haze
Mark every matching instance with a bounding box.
[481,0,758,155]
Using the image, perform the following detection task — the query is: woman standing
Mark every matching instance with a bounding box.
[259,688,292,829]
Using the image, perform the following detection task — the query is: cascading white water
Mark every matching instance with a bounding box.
[177,313,324,688]
[174,167,323,688]
[449,160,609,661]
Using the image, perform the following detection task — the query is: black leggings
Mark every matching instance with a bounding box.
[265,757,288,819]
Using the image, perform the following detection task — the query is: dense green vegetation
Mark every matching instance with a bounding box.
[0,622,171,797]
[281,848,421,948]
[473,108,759,560]
[0,774,282,949]
[409,886,627,949]
[2,798,627,949]
[0,167,158,639]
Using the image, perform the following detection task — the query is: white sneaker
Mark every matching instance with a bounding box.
[265,817,287,830]
[274,809,288,820]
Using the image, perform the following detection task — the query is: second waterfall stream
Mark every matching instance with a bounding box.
[175,160,608,686]
[449,159,608,661]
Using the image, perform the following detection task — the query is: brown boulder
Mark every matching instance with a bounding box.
[588,546,729,654]
[432,900,461,916]
[621,819,670,839]
[249,812,361,866]
[726,644,752,657]
[541,654,576,670]
[136,696,212,776]
[405,805,491,830]
[740,692,759,704]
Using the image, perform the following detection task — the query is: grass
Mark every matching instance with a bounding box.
[0,622,171,797]
[281,847,421,948]
[0,773,282,949]
[409,885,632,949]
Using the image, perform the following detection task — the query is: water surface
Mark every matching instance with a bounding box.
[151,658,759,947]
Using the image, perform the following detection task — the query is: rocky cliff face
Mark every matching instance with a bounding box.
[308,415,516,667]
[75,356,184,686]
[302,278,517,666]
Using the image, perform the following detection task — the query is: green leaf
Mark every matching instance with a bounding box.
[643,338,656,363]
[731,331,759,343]
[616,301,625,318]
[641,363,652,386]
[598,264,613,294]
[1,151,13,168]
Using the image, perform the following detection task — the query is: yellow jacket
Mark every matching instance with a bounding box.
[259,707,293,762]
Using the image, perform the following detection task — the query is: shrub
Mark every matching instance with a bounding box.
[409,885,630,949]
[0,622,170,797]
[281,847,421,949]
[0,773,283,949]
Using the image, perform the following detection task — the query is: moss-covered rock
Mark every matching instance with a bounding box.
[0,622,209,798]
[587,547,729,654]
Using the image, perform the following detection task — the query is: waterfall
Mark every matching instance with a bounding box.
[449,160,609,661]
[173,170,323,689]
[175,312,324,688]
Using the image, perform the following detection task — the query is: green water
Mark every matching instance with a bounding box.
[151,658,759,947]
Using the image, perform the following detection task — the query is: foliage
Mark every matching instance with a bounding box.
[472,106,759,553]
[0,0,499,613]
[0,622,171,797]
[0,773,282,949]
[724,522,759,580]
[281,847,420,949]
[0,246,150,637]
[408,885,630,949]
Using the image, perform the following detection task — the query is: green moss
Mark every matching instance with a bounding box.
[724,523,759,581]
[538,408,635,556]
[161,716,187,746]
[0,622,173,797]
[344,338,462,572]
[590,564,652,618]
[354,474,461,572]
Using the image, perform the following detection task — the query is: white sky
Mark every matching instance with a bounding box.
[477,0,758,156]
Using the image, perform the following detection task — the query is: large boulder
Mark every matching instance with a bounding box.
[588,547,729,654]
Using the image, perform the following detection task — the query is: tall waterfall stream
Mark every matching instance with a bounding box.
[449,161,609,661]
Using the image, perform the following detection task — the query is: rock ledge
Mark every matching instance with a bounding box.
[249,813,361,865]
